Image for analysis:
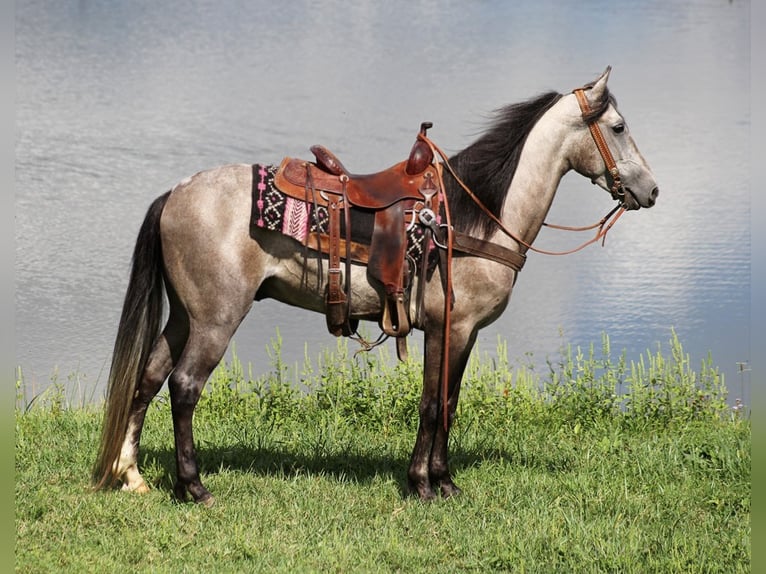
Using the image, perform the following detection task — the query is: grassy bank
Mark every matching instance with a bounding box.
[16,334,750,572]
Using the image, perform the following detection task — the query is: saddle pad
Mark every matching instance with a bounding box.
[250,164,429,262]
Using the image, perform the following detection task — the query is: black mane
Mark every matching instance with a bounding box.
[445,91,563,237]
[445,86,614,238]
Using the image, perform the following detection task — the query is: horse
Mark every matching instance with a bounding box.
[93,67,658,504]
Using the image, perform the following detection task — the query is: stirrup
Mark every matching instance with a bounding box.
[380,292,411,338]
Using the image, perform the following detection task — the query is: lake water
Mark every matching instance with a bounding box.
[16,0,751,407]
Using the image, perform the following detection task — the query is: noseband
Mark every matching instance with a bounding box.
[573,88,625,202]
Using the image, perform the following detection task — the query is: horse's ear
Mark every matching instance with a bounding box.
[589,66,612,102]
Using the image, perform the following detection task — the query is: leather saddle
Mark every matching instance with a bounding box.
[273,122,440,346]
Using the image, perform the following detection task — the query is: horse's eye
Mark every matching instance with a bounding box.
[612,123,625,134]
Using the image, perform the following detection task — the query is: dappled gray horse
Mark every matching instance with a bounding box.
[94,67,658,504]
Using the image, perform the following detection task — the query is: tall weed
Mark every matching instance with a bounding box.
[18,330,736,432]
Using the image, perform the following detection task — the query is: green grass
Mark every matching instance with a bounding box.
[16,333,750,573]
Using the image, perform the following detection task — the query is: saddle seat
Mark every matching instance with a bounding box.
[272,123,440,348]
[276,122,436,210]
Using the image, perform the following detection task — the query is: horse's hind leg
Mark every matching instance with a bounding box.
[167,323,241,506]
[116,314,188,492]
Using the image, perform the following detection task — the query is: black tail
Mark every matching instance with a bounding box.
[92,191,170,489]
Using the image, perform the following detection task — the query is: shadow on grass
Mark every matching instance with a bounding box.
[138,439,576,500]
[141,443,409,497]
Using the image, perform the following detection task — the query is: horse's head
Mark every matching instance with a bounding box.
[568,67,659,210]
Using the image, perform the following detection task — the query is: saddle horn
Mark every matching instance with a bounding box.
[406,122,434,175]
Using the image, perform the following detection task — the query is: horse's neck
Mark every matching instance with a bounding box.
[496,106,570,250]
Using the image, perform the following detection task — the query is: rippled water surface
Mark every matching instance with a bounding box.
[16,0,751,404]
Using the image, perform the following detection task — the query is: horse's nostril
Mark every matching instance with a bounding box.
[649,187,659,205]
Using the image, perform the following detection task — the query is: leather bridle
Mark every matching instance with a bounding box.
[573,87,625,202]
[420,89,629,260]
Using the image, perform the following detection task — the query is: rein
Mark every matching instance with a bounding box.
[421,134,626,256]
[419,86,629,258]
[417,86,628,430]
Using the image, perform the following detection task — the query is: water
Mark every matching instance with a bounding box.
[16,0,751,407]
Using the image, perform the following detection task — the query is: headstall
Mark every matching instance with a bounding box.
[573,87,625,202]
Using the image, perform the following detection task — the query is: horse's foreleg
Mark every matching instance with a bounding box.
[429,328,476,498]
[407,327,475,500]
[428,369,466,498]
[408,397,439,499]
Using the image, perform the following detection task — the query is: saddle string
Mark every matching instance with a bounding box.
[351,331,389,358]
[417,134,627,256]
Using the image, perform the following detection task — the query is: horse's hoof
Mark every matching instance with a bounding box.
[121,480,150,494]
[408,481,438,501]
[173,486,187,502]
[197,494,216,508]
[439,482,462,499]
[133,482,151,494]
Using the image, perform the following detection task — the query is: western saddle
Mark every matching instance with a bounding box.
[274,122,442,356]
